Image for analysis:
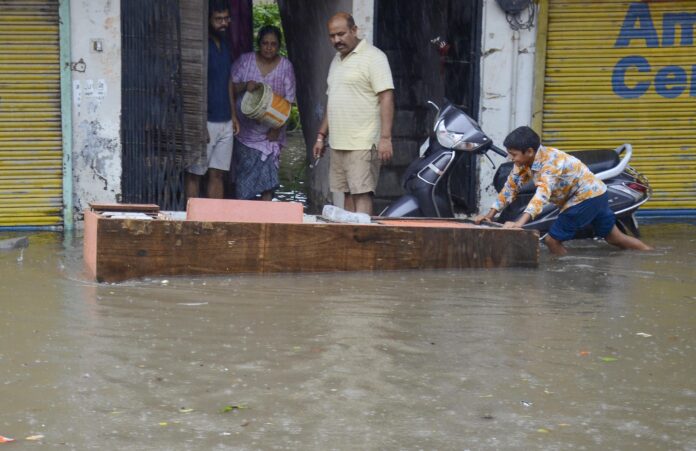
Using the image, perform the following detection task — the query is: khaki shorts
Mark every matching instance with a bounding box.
[187,121,234,175]
[329,147,381,194]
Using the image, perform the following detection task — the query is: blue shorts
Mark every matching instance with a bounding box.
[549,193,615,242]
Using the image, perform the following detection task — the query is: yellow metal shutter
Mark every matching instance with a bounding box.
[0,0,63,226]
[542,1,696,211]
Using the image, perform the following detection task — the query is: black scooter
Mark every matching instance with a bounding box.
[380,102,651,238]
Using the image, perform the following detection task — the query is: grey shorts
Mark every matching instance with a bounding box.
[187,121,234,175]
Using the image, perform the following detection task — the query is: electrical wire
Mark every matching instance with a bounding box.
[506,3,536,31]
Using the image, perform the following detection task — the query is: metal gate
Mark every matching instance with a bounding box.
[539,1,696,212]
[121,0,190,210]
[0,0,63,226]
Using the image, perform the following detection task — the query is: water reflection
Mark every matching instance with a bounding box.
[275,130,308,206]
[0,223,694,449]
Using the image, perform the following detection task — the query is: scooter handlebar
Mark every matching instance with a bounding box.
[490,145,508,158]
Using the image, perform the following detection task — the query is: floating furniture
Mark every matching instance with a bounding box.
[83,200,539,283]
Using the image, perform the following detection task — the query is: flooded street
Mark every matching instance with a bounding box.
[274,131,309,207]
[1,223,695,450]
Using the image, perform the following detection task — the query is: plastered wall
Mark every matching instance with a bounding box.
[477,0,537,213]
[352,0,374,43]
[70,0,122,217]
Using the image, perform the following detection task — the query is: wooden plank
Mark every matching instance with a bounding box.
[89,203,160,214]
[374,216,502,227]
[83,210,98,280]
[186,198,304,223]
[375,219,482,229]
[88,213,540,282]
[179,0,207,167]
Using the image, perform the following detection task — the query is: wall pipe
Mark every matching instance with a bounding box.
[510,29,520,129]
[531,0,549,134]
[59,0,74,230]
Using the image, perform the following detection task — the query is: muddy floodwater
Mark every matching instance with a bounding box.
[1,223,695,450]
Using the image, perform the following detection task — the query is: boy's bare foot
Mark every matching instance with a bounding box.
[605,226,652,251]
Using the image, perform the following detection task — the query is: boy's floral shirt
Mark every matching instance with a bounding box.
[492,146,607,218]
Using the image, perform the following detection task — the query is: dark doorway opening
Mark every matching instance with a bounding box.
[121,0,252,210]
[375,0,482,214]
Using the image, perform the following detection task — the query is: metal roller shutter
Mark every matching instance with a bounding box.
[0,0,63,226]
[542,1,696,211]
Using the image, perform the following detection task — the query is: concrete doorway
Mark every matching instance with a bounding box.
[374,0,482,214]
[280,0,482,214]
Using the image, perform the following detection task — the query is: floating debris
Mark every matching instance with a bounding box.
[636,332,653,338]
[222,404,248,413]
[0,236,29,251]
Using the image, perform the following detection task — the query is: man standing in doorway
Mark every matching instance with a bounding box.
[312,12,395,215]
[186,0,240,199]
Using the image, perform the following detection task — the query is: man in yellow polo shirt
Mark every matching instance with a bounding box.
[312,12,395,215]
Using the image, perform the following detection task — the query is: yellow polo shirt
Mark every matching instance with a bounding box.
[326,39,394,150]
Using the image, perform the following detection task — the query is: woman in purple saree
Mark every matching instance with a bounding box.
[231,25,296,200]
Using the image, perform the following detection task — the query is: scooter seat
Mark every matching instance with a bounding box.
[492,149,621,193]
[569,149,620,175]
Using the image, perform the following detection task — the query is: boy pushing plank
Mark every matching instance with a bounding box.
[475,126,652,255]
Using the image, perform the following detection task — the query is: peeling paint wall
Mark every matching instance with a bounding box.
[477,0,537,213]
[70,0,122,217]
[352,0,374,43]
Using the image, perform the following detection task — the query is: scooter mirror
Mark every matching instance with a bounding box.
[427,100,440,115]
[490,145,508,157]
[427,101,441,131]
